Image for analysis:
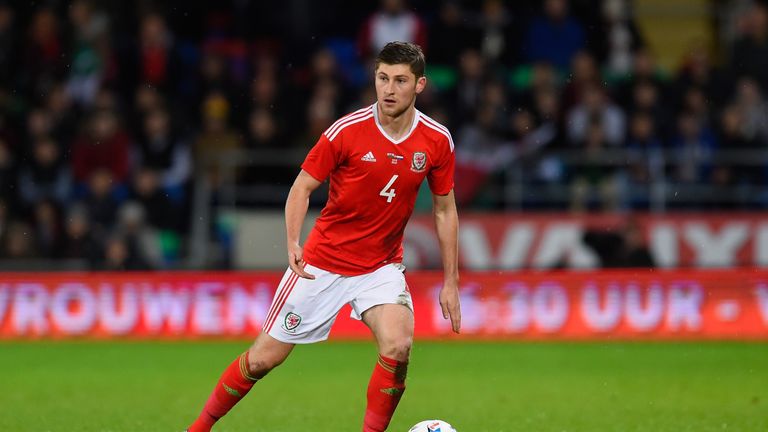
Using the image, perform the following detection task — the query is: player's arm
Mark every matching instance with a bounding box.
[432,190,461,333]
[285,169,322,279]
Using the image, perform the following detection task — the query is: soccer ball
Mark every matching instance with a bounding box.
[408,420,457,432]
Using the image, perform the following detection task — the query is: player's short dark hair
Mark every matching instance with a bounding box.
[375,41,426,78]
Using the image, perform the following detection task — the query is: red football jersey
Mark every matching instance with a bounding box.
[301,103,455,276]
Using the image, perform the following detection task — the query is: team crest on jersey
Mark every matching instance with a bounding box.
[284,312,302,332]
[411,152,427,172]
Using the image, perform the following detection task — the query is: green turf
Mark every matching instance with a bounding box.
[0,341,766,432]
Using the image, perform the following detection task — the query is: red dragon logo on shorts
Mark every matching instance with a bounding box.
[284,312,302,332]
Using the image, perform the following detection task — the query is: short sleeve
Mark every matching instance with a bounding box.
[301,134,342,182]
[427,137,455,195]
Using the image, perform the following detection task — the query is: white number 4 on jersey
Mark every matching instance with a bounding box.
[379,175,398,203]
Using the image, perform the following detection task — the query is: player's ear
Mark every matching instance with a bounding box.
[415,76,427,94]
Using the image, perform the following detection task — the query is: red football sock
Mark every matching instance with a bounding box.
[363,354,408,432]
[188,351,260,432]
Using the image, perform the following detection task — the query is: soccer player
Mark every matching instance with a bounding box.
[186,41,461,432]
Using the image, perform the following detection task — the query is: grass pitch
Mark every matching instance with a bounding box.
[0,340,766,431]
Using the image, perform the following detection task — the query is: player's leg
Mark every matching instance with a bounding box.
[187,263,348,431]
[186,332,294,432]
[351,264,414,432]
[363,302,414,361]
[186,266,303,432]
[361,304,414,432]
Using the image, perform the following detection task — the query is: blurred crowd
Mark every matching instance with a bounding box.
[0,0,767,268]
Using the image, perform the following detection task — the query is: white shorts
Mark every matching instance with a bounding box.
[262,263,413,344]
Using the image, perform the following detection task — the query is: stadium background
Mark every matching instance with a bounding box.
[1,0,767,431]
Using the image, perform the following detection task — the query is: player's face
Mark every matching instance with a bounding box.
[375,63,426,118]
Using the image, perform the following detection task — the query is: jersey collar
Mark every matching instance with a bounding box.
[372,102,421,145]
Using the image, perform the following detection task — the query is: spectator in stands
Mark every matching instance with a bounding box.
[83,168,119,235]
[130,83,166,136]
[716,104,760,186]
[135,106,191,199]
[619,220,655,267]
[31,198,63,259]
[112,11,172,98]
[733,77,768,145]
[66,0,111,108]
[719,104,758,150]
[428,1,475,66]
[0,111,17,151]
[358,0,427,59]
[69,0,109,42]
[676,42,729,109]
[129,166,180,233]
[730,2,768,85]
[589,0,644,76]
[583,219,655,268]
[44,82,77,143]
[293,48,351,140]
[18,137,71,207]
[529,62,559,96]
[0,198,8,248]
[628,80,672,139]
[196,52,237,114]
[245,108,281,150]
[472,0,518,66]
[0,2,17,86]
[626,112,663,207]
[456,104,506,168]
[511,61,559,113]
[1,220,37,259]
[447,48,487,128]
[681,86,712,129]
[245,54,288,129]
[195,91,241,154]
[134,13,177,92]
[532,84,563,127]
[615,48,668,110]
[96,232,153,271]
[510,105,558,162]
[134,83,164,117]
[194,91,242,187]
[523,0,585,69]
[59,203,99,261]
[454,105,512,206]
[524,86,568,186]
[670,110,717,184]
[304,85,337,143]
[26,108,54,145]
[239,107,294,188]
[570,119,624,211]
[567,83,626,146]
[561,50,599,111]
[21,7,65,96]
[91,86,121,111]
[114,200,162,268]
[71,109,132,188]
[480,80,509,129]
[310,47,352,112]
[0,137,17,207]
[631,48,667,85]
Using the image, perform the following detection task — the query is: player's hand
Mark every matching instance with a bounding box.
[439,283,461,333]
[288,243,315,279]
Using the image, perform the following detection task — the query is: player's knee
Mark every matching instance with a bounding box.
[246,353,286,378]
[381,335,412,361]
